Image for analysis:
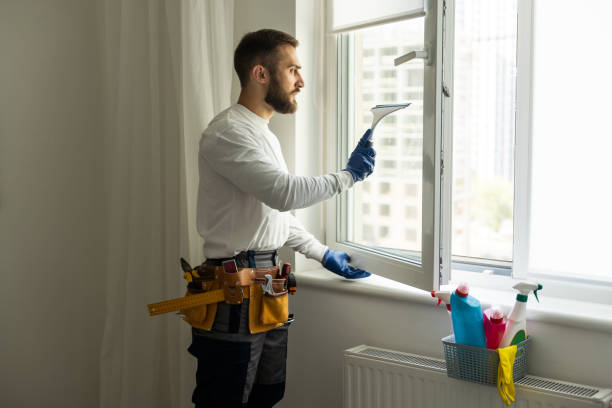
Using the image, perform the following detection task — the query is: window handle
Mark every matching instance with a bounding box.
[394,50,430,66]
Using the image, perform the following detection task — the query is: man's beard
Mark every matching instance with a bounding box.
[265,74,297,114]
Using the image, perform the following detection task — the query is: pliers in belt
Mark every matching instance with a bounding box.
[180,258,200,289]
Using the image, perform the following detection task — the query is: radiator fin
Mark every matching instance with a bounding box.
[517,375,600,398]
[358,347,446,371]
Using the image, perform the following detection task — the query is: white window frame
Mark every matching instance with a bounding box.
[511,0,534,280]
[324,0,451,292]
[442,0,529,286]
[441,0,533,281]
[324,0,612,304]
[444,0,612,305]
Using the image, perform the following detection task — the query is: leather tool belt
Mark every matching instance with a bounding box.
[147,262,291,334]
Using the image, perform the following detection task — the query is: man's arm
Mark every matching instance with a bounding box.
[283,213,327,262]
[201,126,354,212]
[284,214,370,279]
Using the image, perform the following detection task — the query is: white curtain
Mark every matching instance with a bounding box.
[99,1,234,407]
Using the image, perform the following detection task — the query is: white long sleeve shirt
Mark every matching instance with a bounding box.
[197,104,354,261]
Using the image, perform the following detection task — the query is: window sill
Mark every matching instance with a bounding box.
[296,268,612,334]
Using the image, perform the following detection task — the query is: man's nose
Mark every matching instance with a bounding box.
[296,72,304,88]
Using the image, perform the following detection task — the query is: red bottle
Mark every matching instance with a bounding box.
[483,306,506,349]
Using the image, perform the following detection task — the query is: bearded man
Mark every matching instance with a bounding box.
[188,28,375,408]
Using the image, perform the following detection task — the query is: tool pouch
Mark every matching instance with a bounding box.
[180,280,218,330]
[261,289,289,325]
[178,263,287,333]
[249,277,288,334]
[222,268,254,304]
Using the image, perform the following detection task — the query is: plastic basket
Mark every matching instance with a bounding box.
[442,335,530,385]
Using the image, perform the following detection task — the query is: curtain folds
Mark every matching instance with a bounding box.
[99,1,234,407]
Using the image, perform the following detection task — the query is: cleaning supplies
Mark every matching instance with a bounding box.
[499,282,543,347]
[483,306,506,349]
[450,283,487,348]
[431,290,453,334]
[497,345,518,406]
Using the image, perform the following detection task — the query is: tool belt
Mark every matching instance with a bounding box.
[147,260,294,334]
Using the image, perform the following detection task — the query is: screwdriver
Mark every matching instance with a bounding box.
[280,262,296,295]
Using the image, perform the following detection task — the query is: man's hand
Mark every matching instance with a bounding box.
[322,249,371,279]
[343,129,376,182]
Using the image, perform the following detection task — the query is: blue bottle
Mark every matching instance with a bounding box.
[450,283,487,348]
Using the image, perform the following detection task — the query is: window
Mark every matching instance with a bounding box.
[378,182,391,194]
[451,0,517,264]
[405,184,418,197]
[524,0,612,283]
[379,204,390,216]
[449,0,612,289]
[363,225,374,242]
[328,0,612,294]
[405,228,417,241]
[381,47,398,56]
[382,92,397,102]
[381,160,396,169]
[327,0,445,291]
[384,116,397,125]
[381,70,397,79]
[403,137,421,152]
[405,69,423,87]
[380,137,396,147]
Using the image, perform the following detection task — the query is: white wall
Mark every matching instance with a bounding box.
[0,1,106,406]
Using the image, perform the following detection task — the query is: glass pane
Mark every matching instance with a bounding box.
[451,0,517,262]
[345,19,425,263]
[529,0,612,282]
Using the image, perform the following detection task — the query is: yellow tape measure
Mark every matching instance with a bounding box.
[147,289,226,316]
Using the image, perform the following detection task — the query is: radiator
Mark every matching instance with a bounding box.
[344,345,612,408]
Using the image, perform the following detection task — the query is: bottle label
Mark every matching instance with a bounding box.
[511,330,526,345]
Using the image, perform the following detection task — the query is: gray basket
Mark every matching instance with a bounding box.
[442,335,530,385]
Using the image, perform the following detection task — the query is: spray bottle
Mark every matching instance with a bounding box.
[431,291,453,334]
[499,282,543,347]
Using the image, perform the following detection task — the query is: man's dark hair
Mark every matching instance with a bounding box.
[234,29,299,88]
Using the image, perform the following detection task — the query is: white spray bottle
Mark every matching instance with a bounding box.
[499,282,543,347]
[431,291,453,334]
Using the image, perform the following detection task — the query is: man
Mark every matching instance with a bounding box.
[190,28,375,408]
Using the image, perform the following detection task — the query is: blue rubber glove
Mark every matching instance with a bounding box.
[322,249,371,279]
[343,129,376,182]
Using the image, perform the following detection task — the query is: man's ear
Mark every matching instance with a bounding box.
[251,65,268,84]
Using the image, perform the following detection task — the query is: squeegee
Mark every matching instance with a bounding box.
[370,103,411,133]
